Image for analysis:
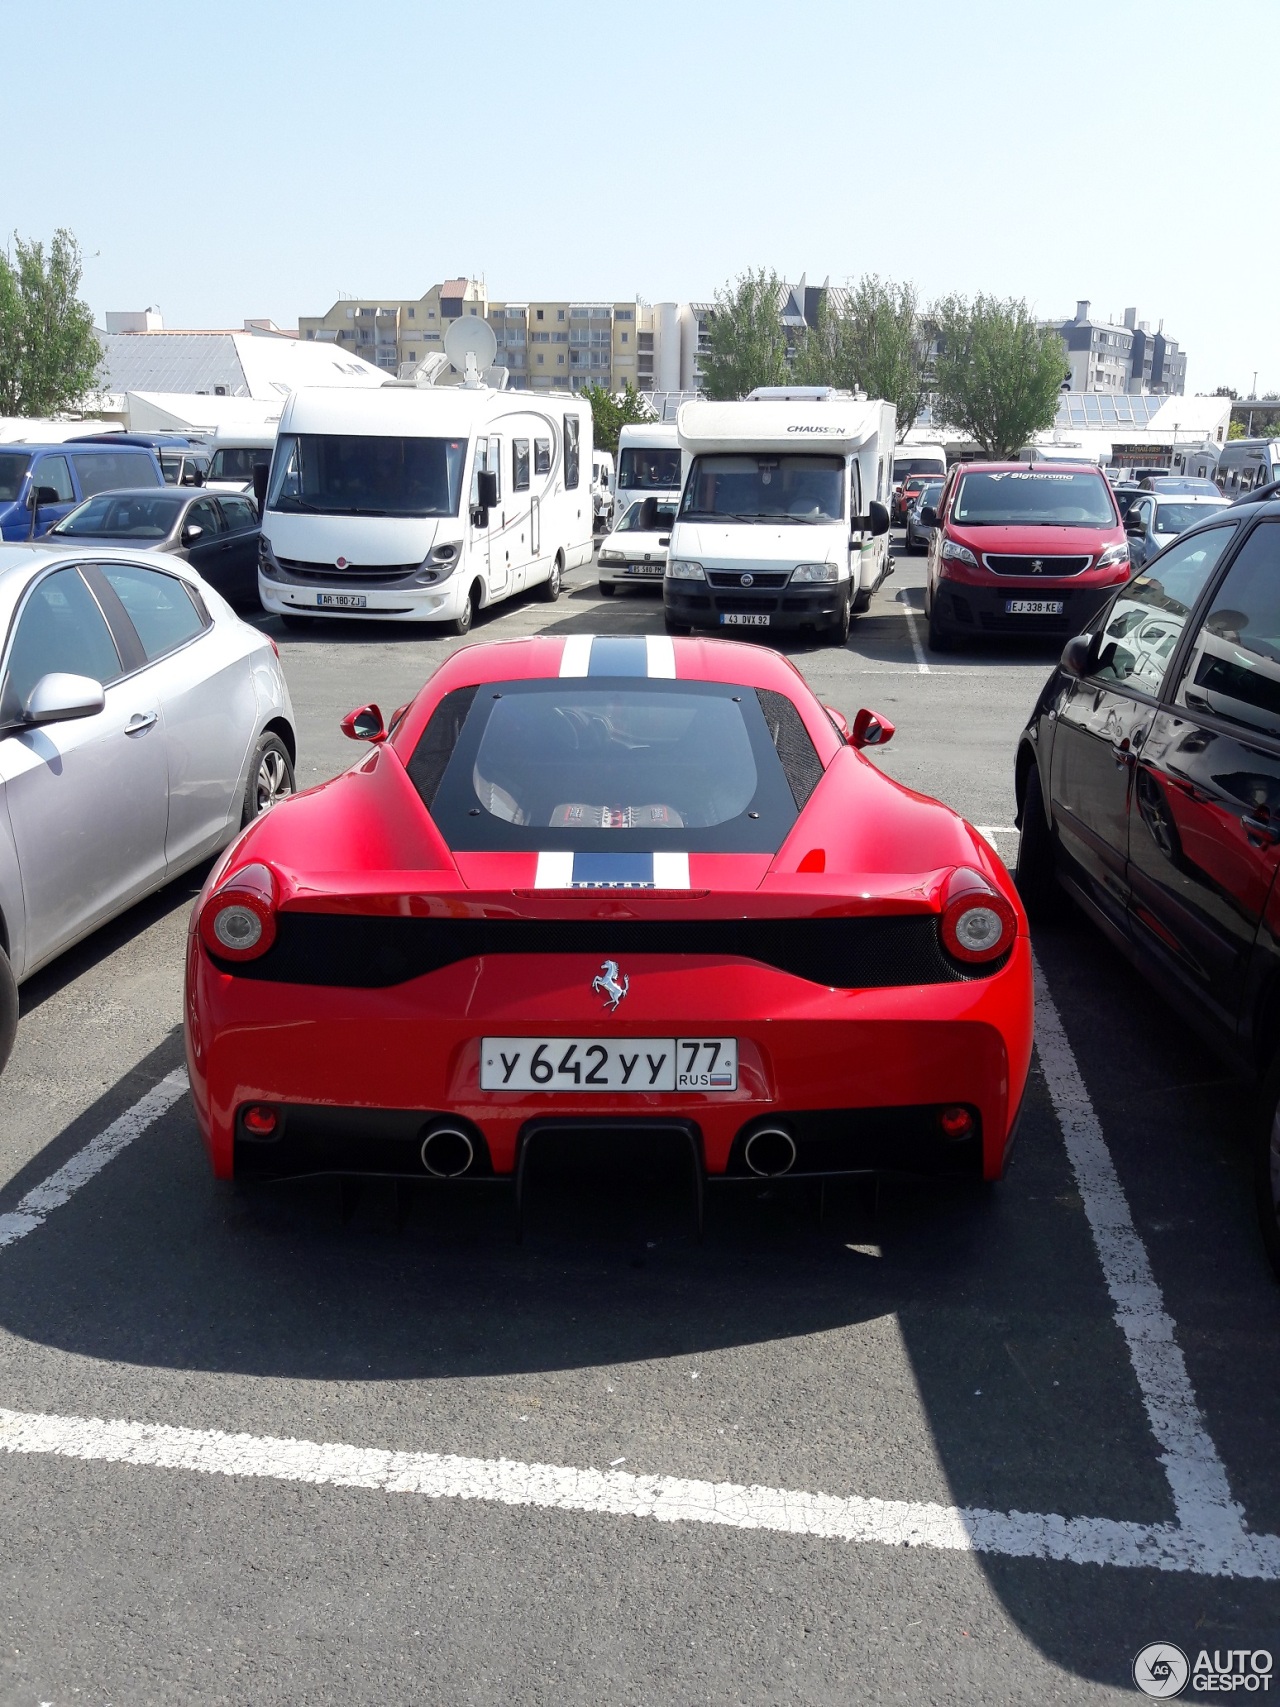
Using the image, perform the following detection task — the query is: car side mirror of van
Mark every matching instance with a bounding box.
[920,504,938,528]
[476,471,499,510]
[1060,634,1094,678]
[23,672,106,727]
[850,707,895,749]
[340,704,387,743]
[867,500,890,536]
[252,463,270,509]
[30,485,60,509]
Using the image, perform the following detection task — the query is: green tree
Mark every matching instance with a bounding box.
[0,229,102,416]
[580,380,652,456]
[795,275,930,439]
[929,294,1066,457]
[701,267,790,400]
[1228,420,1246,440]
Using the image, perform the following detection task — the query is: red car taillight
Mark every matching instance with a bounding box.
[940,868,1017,964]
[199,862,277,961]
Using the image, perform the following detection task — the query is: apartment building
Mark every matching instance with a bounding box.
[301,279,650,393]
[1053,300,1186,396]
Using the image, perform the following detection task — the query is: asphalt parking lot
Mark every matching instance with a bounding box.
[1,539,1278,1705]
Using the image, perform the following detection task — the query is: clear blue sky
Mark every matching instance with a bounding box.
[7,0,1272,395]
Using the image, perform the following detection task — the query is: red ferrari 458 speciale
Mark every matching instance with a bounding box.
[185,633,1033,1195]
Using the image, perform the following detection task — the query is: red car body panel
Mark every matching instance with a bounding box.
[185,635,1034,1189]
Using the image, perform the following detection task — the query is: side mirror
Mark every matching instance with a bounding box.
[181,523,204,546]
[29,485,60,509]
[183,466,205,487]
[850,707,895,749]
[868,500,890,536]
[824,705,851,740]
[1060,634,1094,678]
[23,672,105,727]
[340,703,386,743]
[476,470,499,510]
[920,504,938,528]
[252,463,270,510]
[1126,513,1146,536]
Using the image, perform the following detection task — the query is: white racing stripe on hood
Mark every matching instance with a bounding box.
[645,634,677,678]
[559,635,593,677]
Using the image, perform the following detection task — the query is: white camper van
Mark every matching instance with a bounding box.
[664,397,894,644]
[590,449,615,529]
[258,384,595,633]
[204,425,278,496]
[615,421,685,518]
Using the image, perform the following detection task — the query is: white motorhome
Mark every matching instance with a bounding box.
[258,384,595,633]
[615,421,685,519]
[889,441,948,522]
[204,425,278,496]
[664,396,894,644]
[590,449,615,529]
[1214,437,1280,499]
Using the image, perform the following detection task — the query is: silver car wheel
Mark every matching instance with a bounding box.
[255,747,292,815]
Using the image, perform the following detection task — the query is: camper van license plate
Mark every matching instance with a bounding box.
[316,593,368,610]
[720,613,770,627]
[1005,599,1063,616]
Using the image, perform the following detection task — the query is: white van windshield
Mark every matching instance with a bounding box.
[680,454,844,524]
[617,447,682,489]
[267,433,468,518]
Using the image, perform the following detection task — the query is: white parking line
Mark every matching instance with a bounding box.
[0,983,1276,1578]
[0,1070,188,1251]
[1032,957,1271,1577]
[0,1404,1275,1577]
[893,588,930,674]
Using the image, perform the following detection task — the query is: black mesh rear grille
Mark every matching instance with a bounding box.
[218,913,1003,988]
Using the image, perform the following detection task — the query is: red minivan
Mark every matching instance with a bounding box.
[922,462,1130,651]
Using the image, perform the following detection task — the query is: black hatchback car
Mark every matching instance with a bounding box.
[43,487,261,606]
[1013,499,1280,1277]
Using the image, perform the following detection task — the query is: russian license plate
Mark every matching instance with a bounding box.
[1005,598,1063,616]
[316,592,367,609]
[480,1037,738,1092]
[720,612,770,627]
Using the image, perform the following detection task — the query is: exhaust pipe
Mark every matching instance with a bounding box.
[743,1126,797,1178]
[420,1125,475,1178]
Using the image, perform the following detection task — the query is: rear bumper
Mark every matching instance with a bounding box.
[185,937,1034,1184]
[664,580,849,631]
[931,577,1114,638]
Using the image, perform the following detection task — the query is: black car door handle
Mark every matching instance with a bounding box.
[1242,811,1280,846]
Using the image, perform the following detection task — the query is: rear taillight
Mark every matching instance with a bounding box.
[200,862,277,961]
[940,867,1017,964]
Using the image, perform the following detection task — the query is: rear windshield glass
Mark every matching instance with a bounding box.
[1155,502,1227,535]
[69,450,163,496]
[0,452,32,502]
[408,679,817,853]
[52,492,185,538]
[617,447,682,489]
[952,470,1116,527]
[894,460,944,481]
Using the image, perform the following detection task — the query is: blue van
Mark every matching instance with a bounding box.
[0,441,164,540]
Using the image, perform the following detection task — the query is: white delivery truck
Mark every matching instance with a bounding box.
[664,396,894,645]
[615,421,685,518]
[258,382,595,633]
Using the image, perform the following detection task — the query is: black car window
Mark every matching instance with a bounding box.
[217,497,258,532]
[33,454,75,503]
[97,564,207,661]
[1175,521,1280,737]
[186,497,224,537]
[1090,525,1237,697]
[0,567,122,723]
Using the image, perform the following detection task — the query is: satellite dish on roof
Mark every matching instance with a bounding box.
[443,316,497,387]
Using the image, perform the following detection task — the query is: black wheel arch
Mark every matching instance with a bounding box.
[261,717,296,766]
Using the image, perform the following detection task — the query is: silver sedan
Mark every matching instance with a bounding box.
[0,543,296,1073]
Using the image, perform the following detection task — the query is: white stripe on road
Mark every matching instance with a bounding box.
[894,588,930,673]
[0,1404,1275,1578]
[0,1070,188,1252]
[1032,955,1271,1578]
